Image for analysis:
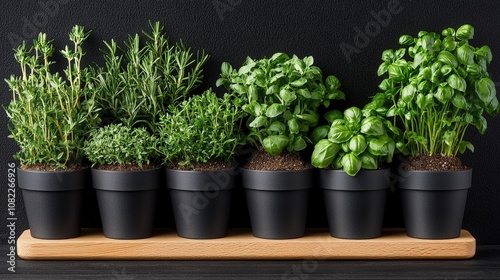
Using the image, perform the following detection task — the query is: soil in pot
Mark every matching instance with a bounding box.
[243,149,312,239]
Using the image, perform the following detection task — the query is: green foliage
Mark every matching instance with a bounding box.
[5,26,100,169]
[217,53,345,155]
[366,24,498,157]
[311,107,399,176]
[91,21,209,133]
[83,124,158,167]
[157,89,244,167]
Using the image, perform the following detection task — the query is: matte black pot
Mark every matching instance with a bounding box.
[398,168,472,239]
[18,168,87,239]
[166,168,236,239]
[242,168,313,239]
[92,168,162,239]
[320,169,389,239]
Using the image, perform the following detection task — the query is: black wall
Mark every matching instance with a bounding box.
[1,0,499,245]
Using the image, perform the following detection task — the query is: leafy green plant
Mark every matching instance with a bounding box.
[92,21,209,133]
[5,26,100,169]
[365,24,498,157]
[217,53,344,155]
[83,124,158,167]
[157,89,244,167]
[311,107,398,176]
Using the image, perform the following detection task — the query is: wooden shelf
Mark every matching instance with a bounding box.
[17,229,476,260]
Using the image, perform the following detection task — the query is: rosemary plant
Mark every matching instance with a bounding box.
[5,26,99,169]
[92,21,209,133]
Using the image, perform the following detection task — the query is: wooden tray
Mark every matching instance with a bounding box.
[17,229,476,260]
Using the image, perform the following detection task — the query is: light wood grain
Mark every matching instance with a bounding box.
[17,229,476,260]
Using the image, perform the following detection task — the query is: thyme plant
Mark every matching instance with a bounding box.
[92,21,209,133]
[157,89,244,168]
[5,26,99,169]
[366,24,498,157]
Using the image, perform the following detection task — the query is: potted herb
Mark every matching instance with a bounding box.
[370,24,498,238]
[4,26,99,239]
[311,106,399,239]
[158,89,244,239]
[218,53,344,239]
[83,125,160,239]
[84,21,209,239]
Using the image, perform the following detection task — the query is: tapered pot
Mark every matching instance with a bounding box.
[320,169,389,239]
[18,168,87,239]
[242,168,313,239]
[398,168,472,239]
[166,168,236,239]
[92,168,162,239]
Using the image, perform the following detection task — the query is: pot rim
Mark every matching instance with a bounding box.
[319,168,391,191]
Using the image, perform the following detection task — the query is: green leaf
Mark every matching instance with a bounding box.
[456,24,474,40]
[475,77,496,104]
[437,51,458,68]
[280,89,297,104]
[326,75,341,91]
[360,116,385,136]
[447,74,467,92]
[456,45,475,65]
[292,136,307,151]
[328,124,353,143]
[265,104,285,118]
[341,153,362,176]
[367,136,394,157]
[451,93,467,109]
[262,135,289,155]
[303,56,314,67]
[360,152,378,169]
[412,52,426,69]
[388,64,406,81]
[348,135,367,156]
[377,62,389,76]
[268,121,286,133]
[311,139,340,168]
[344,107,362,124]
[435,85,454,104]
[249,116,267,128]
[443,130,457,147]
[238,63,256,75]
[324,110,343,124]
[221,62,232,75]
[399,35,414,46]
[458,141,474,154]
[266,85,279,95]
[401,84,417,103]
[311,125,330,144]
[290,78,307,87]
[476,45,493,64]
[296,113,318,125]
[230,84,246,94]
[288,118,300,134]
[297,89,311,98]
[382,50,395,62]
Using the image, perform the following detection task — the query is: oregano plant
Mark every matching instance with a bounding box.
[217,53,345,155]
[5,26,100,169]
[157,89,244,168]
[365,24,499,157]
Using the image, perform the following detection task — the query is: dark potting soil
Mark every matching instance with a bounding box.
[400,154,467,171]
[244,148,312,171]
[168,160,234,171]
[94,164,160,171]
[21,163,88,171]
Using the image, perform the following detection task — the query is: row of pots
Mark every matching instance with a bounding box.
[18,167,472,240]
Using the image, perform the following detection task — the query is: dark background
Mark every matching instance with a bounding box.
[1,0,499,245]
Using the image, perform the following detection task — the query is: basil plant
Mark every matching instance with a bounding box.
[217,53,344,155]
[311,107,399,176]
[366,24,498,157]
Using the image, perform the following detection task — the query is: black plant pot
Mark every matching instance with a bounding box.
[92,168,162,239]
[320,169,389,239]
[399,168,472,239]
[18,168,87,239]
[242,168,313,239]
[166,168,236,239]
